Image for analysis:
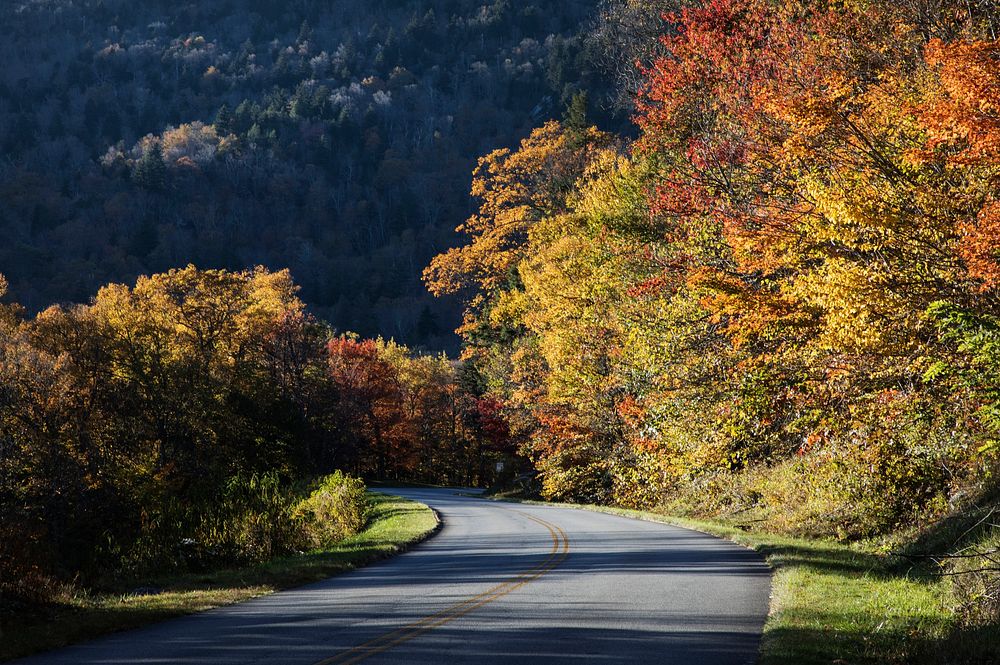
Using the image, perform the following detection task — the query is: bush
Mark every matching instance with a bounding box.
[193,473,311,566]
[293,472,369,548]
[610,447,675,510]
[124,473,310,573]
[538,447,613,505]
[0,521,65,609]
[657,389,981,541]
[113,472,370,577]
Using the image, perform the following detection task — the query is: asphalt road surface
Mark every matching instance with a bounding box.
[16,488,771,664]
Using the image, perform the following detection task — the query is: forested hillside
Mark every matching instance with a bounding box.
[0,0,623,351]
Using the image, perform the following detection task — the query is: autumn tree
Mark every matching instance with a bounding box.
[325,337,412,479]
[424,121,617,303]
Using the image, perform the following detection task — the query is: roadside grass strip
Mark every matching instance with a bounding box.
[494,498,998,665]
[0,492,439,663]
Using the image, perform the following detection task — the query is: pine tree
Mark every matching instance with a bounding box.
[563,91,588,135]
[247,123,263,146]
[415,305,439,340]
[298,20,312,44]
[215,103,234,136]
[234,100,253,133]
[133,142,167,191]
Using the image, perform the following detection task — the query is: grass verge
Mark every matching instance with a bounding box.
[492,497,997,665]
[0,492,439,662]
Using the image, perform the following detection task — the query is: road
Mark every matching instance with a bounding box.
[16,488,771,664]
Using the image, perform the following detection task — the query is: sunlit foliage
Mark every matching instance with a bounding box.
[0,267,509,606]
[428,0,1000,535]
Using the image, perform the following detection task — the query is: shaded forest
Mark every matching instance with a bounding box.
[0,0,626,352]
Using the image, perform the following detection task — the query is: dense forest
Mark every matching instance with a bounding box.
[427,0,1000,635]
[0,265,512,606]
[0,0,629,352]
[428,0,1000,527]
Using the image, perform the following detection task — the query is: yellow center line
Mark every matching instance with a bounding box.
[313,510,570,665]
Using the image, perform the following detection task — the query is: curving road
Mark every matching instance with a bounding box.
[16,488,771,664]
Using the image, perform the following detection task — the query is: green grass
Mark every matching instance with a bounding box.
[0,492,439,662]
[497,499,998,665]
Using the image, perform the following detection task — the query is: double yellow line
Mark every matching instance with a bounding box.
[313,511,570,665]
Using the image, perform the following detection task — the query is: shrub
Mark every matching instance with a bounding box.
[124,473,309,573]
[537,447,612,505]
[610,447,674,510]
[193,473,310,566]
[293,472,369,548]
[0,521,64,609]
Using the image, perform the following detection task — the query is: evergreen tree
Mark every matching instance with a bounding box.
[563,90,589,135]
[298,19,312,44]
[416,305,439,340]
[234,100,253,133]
[247,123,263,146]
[215,103,234,136]
[133,142,167,191]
